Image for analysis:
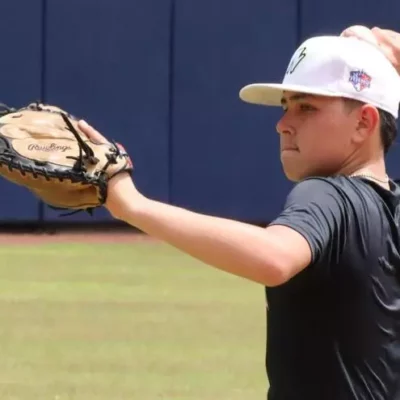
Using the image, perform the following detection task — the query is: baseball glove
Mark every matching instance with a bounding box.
[0,102,133,215]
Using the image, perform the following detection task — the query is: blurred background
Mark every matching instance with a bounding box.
[0,2,399,400]
[2,0,400,229]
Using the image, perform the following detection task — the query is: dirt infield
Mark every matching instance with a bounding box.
[0,230,157,245]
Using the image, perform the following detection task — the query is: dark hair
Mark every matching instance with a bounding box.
[379,107,398,154]
[344,98,398,154]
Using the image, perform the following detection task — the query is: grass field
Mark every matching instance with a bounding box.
[0,238,267,400]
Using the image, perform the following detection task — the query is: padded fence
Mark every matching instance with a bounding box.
[0,0,399,224]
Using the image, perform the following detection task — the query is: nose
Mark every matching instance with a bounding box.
[276,113,294,136]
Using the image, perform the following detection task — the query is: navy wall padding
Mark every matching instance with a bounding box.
[42,0,171,222]
[170,0,297,222]
[0,0,43,221]
[300,0,400,42]
[2,1,400,224]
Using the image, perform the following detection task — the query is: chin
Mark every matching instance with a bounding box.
[282,165,319,182]
[282,169,303,182]
[281,157,330,182]
[281,162,303,181]
[280,154,306,182]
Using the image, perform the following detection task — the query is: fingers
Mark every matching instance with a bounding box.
[340,28,362,39]
[340,25,379,47]
[341,25,400,74]
[371,27,400,72]
[78,120,109,144]
[371,27,400,50]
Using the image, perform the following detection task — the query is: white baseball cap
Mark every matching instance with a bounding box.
[239,35,400,118]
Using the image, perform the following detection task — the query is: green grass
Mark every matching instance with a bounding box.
[0,241,267,400]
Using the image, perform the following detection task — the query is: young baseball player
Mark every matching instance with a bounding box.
[78,27,400,400]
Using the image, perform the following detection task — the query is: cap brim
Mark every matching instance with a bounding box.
[239,83,340,106]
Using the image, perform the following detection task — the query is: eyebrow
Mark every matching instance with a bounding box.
[280,93,316,106]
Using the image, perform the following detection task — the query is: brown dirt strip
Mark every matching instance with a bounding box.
[0,231,157,245]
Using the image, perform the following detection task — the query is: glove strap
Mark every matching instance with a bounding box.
[60,113,99,166]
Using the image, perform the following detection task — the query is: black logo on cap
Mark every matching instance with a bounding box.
[286,46,307,75]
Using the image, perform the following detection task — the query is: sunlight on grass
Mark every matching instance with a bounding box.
[0,242,267,399]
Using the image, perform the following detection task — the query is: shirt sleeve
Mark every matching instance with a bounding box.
[269,177,350,266]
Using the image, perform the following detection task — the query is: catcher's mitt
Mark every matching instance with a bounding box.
[0,102,133,215]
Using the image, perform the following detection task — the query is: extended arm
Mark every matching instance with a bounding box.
[107,174,312,287]
[78,120,345,287]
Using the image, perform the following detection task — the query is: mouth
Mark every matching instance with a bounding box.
[281,147,299,152]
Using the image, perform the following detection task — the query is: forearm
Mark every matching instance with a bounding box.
[116,189,292,286]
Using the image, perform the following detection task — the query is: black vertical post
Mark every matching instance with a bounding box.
[296,0,303,46]
[167,0,176,205]
[37,0,47,232]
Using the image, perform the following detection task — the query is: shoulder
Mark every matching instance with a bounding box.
[270,177,355,267]
[272,176,372,266]
[284,176,360,208]
[289,175,362,193]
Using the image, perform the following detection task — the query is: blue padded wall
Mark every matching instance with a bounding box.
[170,0,297,222]
[43,0,171,222]
[0,0,43,222]
[1,1,400,224]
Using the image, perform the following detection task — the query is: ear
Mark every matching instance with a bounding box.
[353,104,380,144]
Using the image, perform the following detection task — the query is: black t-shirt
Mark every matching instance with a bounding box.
[266,176,400,400]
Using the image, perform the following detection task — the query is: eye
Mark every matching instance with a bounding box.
[299,103,317,112]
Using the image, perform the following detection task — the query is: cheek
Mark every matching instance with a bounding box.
[326,120,353,151]
[300,118,349,152]
[297,125,325,154]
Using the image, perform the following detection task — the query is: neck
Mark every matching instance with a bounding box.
[340,157,390,189]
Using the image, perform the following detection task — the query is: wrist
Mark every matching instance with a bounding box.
[105,173,146,222]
